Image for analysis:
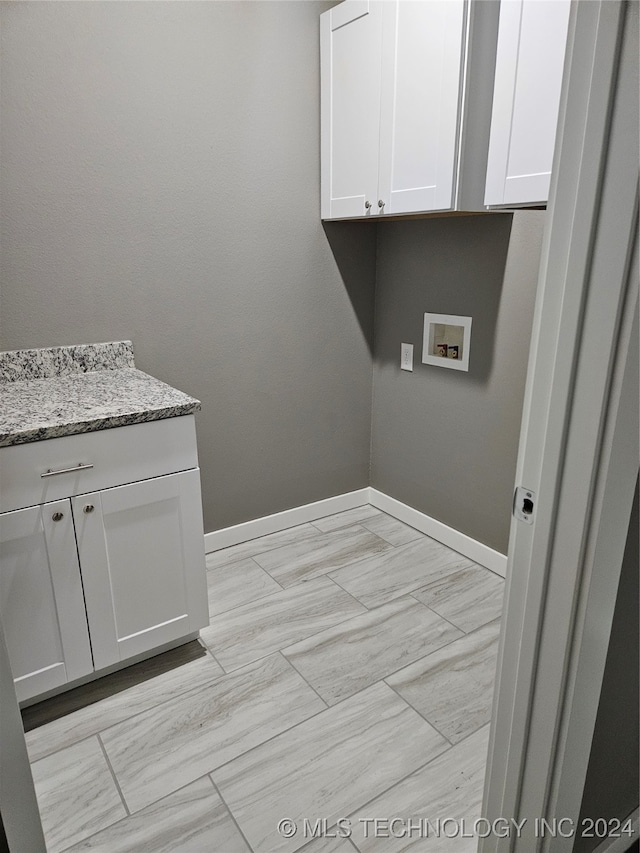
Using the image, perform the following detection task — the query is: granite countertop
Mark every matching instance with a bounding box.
[0,341,201,448]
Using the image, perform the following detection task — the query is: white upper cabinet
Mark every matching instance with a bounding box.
[377,1,466,215]
[321,0,501,219]
[321,0,571,219]
[321,1,383,219]
[484,0,571,207]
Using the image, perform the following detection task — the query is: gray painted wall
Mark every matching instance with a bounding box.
[575,480,639,853]
[0,1,375,533]
[370,212,545,554]
[1,2,544,551]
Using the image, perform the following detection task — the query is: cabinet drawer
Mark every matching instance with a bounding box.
[0,416,199,514]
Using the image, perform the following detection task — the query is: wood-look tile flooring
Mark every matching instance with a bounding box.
[24,506,504,853]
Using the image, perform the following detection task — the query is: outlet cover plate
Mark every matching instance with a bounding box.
[401,343,414,371]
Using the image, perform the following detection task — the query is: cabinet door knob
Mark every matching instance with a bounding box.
[52,511,64,522]
[83,504,95,514]
[378,199,385,208]
[364,200,372,209]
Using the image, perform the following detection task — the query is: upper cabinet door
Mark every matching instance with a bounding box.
[378,0,466,214]
[321,1,383,219]
[0,501,93,702]
[484,0,571,207]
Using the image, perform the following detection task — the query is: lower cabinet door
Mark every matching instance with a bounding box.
[0,501,94,702]
[72,469,208,671]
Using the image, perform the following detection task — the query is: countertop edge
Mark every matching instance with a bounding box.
[0,403,202,449]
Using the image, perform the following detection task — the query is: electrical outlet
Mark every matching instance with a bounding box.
[401,343,414,372]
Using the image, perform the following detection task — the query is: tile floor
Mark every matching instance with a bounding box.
[24,505,504,853]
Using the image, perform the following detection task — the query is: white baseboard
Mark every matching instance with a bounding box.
[204,489,370,553]
[204,487,507,577]
[368,489,507,577]
[590,809,639,853]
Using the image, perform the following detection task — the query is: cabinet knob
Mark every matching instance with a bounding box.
[378,199,385,209]
[83,504,95,514]
[52,511,64,522]
[364,201,372,210]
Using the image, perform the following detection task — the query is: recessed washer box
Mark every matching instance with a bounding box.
[422,312,472,372]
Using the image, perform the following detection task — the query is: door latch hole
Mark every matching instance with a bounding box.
[514,486,536,524]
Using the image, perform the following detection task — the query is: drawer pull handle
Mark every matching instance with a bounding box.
[52,512,64,522]
[41,463,94,479]
[83,504,95,514]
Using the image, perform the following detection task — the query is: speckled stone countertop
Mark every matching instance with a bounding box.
[0,341,201,448]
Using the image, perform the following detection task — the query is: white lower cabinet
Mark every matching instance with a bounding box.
[0,501,93,703]
[72,469,206,672]
[0,416,208,704]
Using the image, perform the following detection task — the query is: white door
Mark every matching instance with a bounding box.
[481,2,638,847]
[378,0,466,214]
[321,0,383,219]
[484,0,571,207]
[73,470,208,671]
[0,501,93,702]
[0,616,47,851]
